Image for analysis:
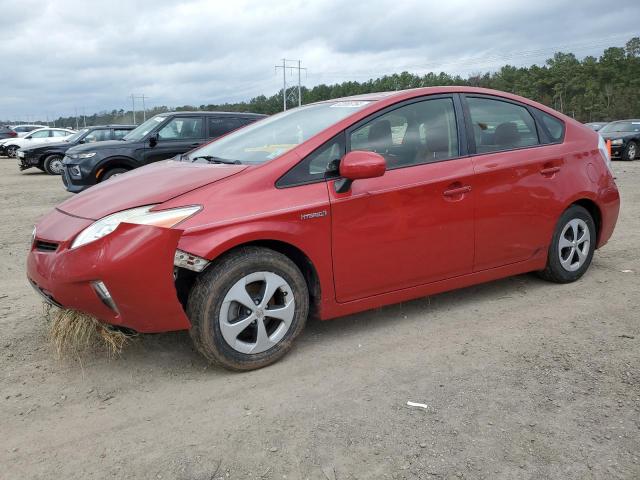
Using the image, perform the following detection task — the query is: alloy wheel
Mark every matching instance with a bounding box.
[219,271,295,354]
[558,218,590,272]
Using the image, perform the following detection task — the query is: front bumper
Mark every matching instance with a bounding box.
[27,209,191,333]
[610,144,623,158]
[61,160,92,193]
[18,150,41,170]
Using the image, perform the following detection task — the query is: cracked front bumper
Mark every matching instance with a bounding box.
[27,209,191,333]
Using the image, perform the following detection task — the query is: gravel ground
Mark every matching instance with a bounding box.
[1,157,639,480]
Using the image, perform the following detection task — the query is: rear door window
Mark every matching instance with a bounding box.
[207,117,242,138]
[466,97,539,153]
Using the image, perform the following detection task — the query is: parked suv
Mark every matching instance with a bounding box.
[61,111,266,192]
[18,125,136,175]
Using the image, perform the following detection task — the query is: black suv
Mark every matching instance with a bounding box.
[61,111,266,192]
[18,125,136,175]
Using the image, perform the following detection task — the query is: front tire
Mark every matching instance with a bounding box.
[538,205,596,283]
[187,247,309,371]
[43,154,64,175]
[623,141,638,161]
[101,167,128,181]
[6,145,18,158]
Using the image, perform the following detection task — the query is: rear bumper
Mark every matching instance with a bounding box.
[596,175,621,248]
[27,210,191,333]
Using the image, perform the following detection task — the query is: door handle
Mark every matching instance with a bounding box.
[189,142,201,147]
[443,185,472,197]
[540,166,560,176]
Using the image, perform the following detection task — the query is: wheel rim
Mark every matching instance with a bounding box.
[49,158,63,174]
[558,218,590,272]
[7,146,17,157]
[219,271,295,354]
[629,143,637,160]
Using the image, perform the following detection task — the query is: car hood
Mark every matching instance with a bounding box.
[57,160,248,220]
[23,140,73,152]
[67,139,128,153]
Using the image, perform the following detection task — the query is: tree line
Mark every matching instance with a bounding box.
[10,37,640,128]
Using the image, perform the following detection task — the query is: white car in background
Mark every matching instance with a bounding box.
[11,124,46,137]
[3,128,76,157]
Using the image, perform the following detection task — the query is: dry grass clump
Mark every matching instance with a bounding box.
[44,304,134,358]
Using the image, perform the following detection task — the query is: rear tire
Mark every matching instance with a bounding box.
[623,141,637,161]
[43,154,64,175]
[101,167,127,181]
[187,247,309,371]
[538,205,596,283]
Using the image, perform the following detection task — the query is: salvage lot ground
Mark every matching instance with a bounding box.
[0,157,639,480]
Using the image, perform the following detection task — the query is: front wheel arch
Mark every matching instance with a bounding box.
[95,157,137,181]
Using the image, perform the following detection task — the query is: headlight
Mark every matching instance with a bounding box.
[69,152,96,159]
[70,205,201,249]
[611,139,624,145]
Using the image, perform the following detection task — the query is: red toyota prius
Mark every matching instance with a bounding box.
[27,87,620,370]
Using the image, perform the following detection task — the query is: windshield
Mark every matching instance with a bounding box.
[65,128,89,142]
[187,101,372,164]
[122,115,166,141]
[600,121,640,133]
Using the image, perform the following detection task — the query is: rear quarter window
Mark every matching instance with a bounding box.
[536,110,565,143]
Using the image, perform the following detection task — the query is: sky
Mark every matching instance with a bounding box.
[1,0,638,121]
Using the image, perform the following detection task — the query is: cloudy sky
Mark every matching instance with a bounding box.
[1,0,638,120]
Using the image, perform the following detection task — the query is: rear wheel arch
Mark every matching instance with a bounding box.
[571,198,601,246]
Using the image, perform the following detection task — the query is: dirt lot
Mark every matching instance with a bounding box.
[1,157,639,480]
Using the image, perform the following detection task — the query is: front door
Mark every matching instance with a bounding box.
[143,116,205,164]
[328,96,476,303]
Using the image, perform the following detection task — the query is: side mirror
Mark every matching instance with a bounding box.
[149,133,159,147]
[335,150,386,193]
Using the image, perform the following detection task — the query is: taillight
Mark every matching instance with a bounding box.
[597,134,613,175]
[8,131,17,137]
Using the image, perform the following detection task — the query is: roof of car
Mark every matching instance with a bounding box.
[85,125,137,128]
[161,111,266,117]
[609,119,640,122]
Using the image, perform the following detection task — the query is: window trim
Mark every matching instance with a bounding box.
[460,93,564,156]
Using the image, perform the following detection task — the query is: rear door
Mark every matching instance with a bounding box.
[463,94,565,271]
[143,115,205,164]
[328,95,475,302]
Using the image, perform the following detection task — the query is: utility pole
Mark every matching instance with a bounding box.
[274,59,306,111]
[141,94,147,122]
[75,108,79,130]
[82,107,86,127]
[131,94,136,124]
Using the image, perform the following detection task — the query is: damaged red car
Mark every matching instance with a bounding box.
[27,87,620,370]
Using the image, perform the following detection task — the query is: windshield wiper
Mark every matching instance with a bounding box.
[191,155,241,165]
